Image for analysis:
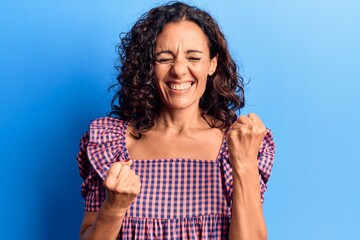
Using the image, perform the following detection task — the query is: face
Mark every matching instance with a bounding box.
[154,20,217,111]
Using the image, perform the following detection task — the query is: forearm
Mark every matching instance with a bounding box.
[80,204,127,240]
[229,162,267,240]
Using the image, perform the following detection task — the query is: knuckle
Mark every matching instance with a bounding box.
[248,112,257,118]
[227,130,238,140]
[122,164,130,169]
[112,161,121,167]
[238,116,248,122]
[131,187,141,196]
[103,180,110,189]
[109,162,121,171]
[135,190,141,196]
[115,183,125,193]
[135,175,141,184]
[104,177,114,188]
[256,125,266,134]
[129,169,136,176]
[239,125,250,134]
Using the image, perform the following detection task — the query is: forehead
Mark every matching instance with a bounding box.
[156,20,210,52]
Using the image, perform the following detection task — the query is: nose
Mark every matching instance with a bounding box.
[170,59,188,78]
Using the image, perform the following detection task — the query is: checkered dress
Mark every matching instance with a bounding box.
[77,117,275,239]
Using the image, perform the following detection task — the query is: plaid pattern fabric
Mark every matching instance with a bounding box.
[128,159,231,219]
[121,215,231,239]
[77,117,275,239]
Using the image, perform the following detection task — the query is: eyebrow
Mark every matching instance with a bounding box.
[156,49,204,56]
[186,50,203,54]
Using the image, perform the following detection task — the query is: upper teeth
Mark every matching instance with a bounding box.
[170,82,192,90]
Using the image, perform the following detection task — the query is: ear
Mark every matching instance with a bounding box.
[208,54,218,76]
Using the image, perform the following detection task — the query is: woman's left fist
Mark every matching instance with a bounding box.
[227,113,267,168]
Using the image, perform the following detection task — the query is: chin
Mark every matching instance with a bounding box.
[165,101,199,110]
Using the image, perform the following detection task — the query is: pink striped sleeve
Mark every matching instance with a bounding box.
[258,128,276,203]
[77,131,105,211]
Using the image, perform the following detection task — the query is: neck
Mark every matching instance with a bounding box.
[157,107,210,132]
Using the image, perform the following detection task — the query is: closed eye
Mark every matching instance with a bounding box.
[187,57,201,62]
[156,58,174,64]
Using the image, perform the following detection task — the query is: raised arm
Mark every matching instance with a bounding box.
[80,160,141,240]
[227,113,267,240]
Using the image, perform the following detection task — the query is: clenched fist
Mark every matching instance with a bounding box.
[227,113,267,169]
[103,160,141,212]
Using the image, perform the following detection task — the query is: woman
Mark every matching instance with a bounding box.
[77,2,275,239]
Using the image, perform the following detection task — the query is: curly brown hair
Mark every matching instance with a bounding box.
[110,1,244,135]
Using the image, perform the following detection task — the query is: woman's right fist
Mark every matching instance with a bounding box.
[103,160,141,211]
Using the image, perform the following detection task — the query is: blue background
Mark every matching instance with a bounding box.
[1,0,359,239]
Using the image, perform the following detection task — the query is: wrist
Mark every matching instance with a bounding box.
[231,156,258,175]
[101,201,129,218]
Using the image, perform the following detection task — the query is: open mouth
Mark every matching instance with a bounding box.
[168,82,194,91]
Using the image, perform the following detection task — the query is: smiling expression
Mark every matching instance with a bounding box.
[154,20,217,111]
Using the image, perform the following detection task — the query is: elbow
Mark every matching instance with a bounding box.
[79,225,93,240]
[260,230,267,240]
[258,224,267,240]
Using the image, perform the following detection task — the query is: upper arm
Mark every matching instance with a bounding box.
[77,131,106,211]
[77,132,102,238]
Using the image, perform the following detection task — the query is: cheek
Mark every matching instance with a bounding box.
[154,65,170,82]
[154,70,167,94]
[189,65,211,81]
